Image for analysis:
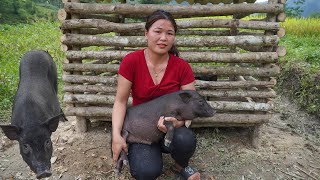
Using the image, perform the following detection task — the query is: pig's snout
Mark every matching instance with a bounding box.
[36,166,52,179]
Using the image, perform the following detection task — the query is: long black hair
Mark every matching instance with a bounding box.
[145,10,179,57]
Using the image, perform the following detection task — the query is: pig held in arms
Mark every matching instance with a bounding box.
[115,90,215,175]
[0,50,67,179]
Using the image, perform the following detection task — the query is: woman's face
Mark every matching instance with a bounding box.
[145,19,175,55]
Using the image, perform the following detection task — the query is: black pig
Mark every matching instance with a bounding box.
[0,50,66,179]
[115,90,215,174]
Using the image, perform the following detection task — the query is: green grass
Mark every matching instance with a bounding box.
[0,20,64,121]
[277,17,320,116]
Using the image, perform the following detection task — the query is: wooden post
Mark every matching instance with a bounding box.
[70,0,88,132]
[250,123,263,149]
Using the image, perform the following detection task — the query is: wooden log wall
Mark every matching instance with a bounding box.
[59,0,286,134]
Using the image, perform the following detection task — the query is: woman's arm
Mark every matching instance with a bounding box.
[112,75,132,162]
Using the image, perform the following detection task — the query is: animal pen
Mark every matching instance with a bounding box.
[58,0,286,148]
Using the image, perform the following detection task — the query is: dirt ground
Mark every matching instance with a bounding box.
[1,94,319,180]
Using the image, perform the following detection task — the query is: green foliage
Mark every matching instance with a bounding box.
[0,0,59,24]
[0,21,64,121]
[285,0,305,17]
[281,17,320,38]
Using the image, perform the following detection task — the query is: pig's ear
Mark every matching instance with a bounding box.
[179,92,192,104]
[0,125,21,140]
[43,114,63,132]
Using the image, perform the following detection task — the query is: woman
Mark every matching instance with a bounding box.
[111,10,200,180]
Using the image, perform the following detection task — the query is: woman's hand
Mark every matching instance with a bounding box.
[157,116,185,133]
[111,134,128,163]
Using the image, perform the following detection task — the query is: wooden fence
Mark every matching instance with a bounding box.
[59,0,286,148]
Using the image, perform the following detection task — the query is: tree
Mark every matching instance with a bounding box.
[285,0,305,17]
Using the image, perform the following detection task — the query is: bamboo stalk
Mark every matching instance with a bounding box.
[63,3,284,16]
[62,63,280,77]
[65,50,278,63]
[61,34,279,48]
[61,18,281,32]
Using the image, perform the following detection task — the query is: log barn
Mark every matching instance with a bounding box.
[58,0,286,148]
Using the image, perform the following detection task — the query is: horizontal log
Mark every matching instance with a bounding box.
[62,63,280,77]
[62,74,117,84]
[63,94,273,111]
[62,87,276,98]
[63,80,276,93]
[66,113,271,127]
[63,3,284,16]
[63,84,117,93]
[62,74,276,88]
[191,114,271,126]
[61,18,280,32]
[195,79,276,89]
[79,29,231,36]
[120,29,231,36]
[64,106,271,126]
[61,34,279,48]
[65,50,278,63]
[198,89,276,98]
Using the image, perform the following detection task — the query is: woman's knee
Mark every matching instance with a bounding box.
[173,127,197,150]
[130,164,162,180]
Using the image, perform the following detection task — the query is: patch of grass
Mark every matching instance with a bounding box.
[277,22,320,116]
[0,20,64,121]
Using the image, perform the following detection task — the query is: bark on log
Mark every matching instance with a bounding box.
[65,50,278,63]
[208,101,273,111]
[61,18,280,32]
[61,34,279,48]
[198,89,276,98]
[62,87,276,98]
[192,64,280,77]
[62,63,280,77]
[120,29,231,36]
[62,74,117,84]
[195,80,276,89]
[62,74,276,88]
[63,84,117,93]
[63,94,273,111]
[63,3,284,16]
[64,106,272,125]
[64,94,132,105]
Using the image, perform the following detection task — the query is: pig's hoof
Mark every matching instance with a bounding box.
[123,160,129,166]
[164,139,171,147]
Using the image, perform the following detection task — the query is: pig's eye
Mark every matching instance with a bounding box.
[44,139,52,148]
[22,144,30,154]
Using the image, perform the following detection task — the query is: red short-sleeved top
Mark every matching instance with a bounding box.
[118,49,195,106]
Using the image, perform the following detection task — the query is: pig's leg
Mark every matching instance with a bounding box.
[115,130,129,176]
[163,121,174,147]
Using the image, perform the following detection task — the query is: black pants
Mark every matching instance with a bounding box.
[127,126,197,180]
